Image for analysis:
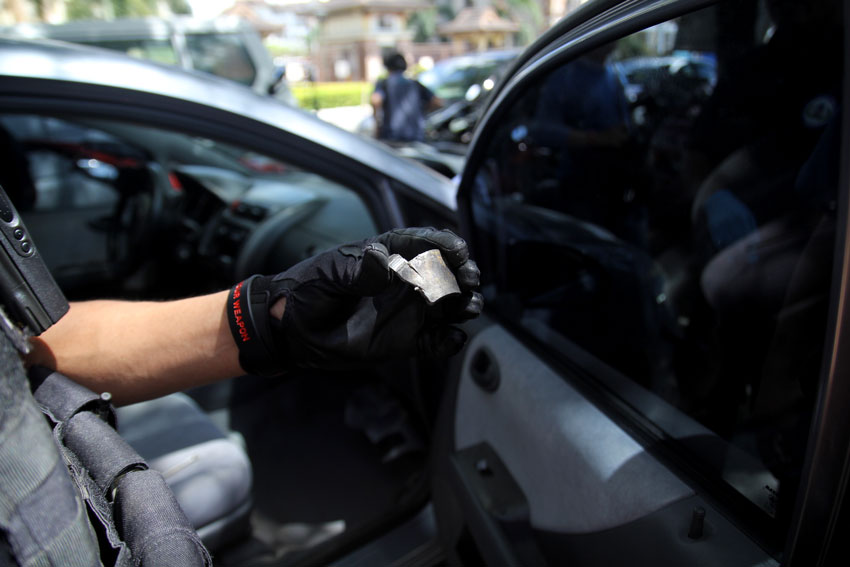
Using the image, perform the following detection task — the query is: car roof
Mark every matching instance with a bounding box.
[0,37,458,210]
[1,15,258,42]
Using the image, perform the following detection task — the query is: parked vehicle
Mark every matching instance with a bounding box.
[417,49,520,105]
[421,51,518,147]
[0,0,847,564]
[0,15,297,106]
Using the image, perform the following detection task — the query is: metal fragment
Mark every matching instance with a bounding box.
[388,249,461,304]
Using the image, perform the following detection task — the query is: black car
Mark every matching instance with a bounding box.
[0,0,848,564]
[421,50,520,147]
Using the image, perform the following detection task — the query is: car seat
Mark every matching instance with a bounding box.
[115,393,253,552]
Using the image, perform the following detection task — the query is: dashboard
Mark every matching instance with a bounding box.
[162,164,378,288]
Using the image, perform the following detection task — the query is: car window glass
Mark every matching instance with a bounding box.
[0,115,123,211]
[0,114,377,299]
[86,38,179,65]
[467,0,843,541]
[185,33,257,86]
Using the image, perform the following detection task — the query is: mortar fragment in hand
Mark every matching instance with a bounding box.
[388,249,461,304]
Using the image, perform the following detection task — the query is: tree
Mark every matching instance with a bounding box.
[408,8,439,43]
[112,0,157,18]
[497,0,544,45]
[67,0,102,19]
[168,0,191,14]
[66,0,191,21]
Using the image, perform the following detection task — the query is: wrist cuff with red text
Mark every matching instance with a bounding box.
[226,275,284,377]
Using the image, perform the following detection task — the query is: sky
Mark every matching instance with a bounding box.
[187,0,234,19]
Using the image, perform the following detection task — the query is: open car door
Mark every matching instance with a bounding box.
[431,0,850,565]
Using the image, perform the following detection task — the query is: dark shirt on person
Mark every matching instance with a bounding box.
[374,73,434,142]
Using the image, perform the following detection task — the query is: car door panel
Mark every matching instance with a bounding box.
[443,323,776,566]
[533,495,775,566]
[438,0,847,564]
[456,324,693,533]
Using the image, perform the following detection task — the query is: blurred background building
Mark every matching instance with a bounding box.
[0,0,594,81]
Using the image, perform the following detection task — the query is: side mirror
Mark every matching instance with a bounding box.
[267,66,286,95]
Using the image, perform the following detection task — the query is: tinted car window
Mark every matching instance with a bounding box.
[467,0,843,540]
[0,115,125,212]
[185,33,257,86]
[86,38,179,65]
[0,114,377,298]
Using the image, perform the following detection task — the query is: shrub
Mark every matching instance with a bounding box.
[291,81,372,110]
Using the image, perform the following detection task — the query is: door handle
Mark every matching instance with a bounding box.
[470,347,500,392]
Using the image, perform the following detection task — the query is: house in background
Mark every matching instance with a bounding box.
[224,0,297,38]
[1,0,67,24]
[543,0,591,27]
[1,0,598,82]
[301,0,435,82]
[437,6,519,54]
[223,0,315,78]
[221,0,593,82]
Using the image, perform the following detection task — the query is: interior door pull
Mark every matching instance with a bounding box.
[470,347,500,392]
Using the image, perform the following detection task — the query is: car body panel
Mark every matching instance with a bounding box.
[455,325,694,533]
[0,2,847,565]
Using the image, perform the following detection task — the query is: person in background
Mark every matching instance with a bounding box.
[371,51,441,143]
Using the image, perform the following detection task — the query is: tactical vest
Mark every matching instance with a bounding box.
[0,333,211,566]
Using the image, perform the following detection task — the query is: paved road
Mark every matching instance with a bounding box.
[316,104,373,133]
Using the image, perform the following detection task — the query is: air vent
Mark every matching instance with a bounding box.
[231,201,268,221]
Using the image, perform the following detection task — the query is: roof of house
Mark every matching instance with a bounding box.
[294,0,431,16]
[437,7,521,35]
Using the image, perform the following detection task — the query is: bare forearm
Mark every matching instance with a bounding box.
[26,290,243,405]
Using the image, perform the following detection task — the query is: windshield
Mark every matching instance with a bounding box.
[85,38,179,65]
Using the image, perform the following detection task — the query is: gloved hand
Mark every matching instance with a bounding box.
[227,227,483,376]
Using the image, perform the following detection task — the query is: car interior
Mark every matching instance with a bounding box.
[0,112,444,566]
[0,0,845,564]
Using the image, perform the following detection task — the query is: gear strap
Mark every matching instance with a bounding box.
[31,369,212,566]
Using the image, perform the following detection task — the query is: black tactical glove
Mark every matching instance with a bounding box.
[227,227,483,376]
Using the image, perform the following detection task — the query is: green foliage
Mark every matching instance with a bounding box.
[168,0,191,14]
[613,33,651,59]
[266,43,308,58]
[291,82,372,110]
[65,0,190,20]
[112,0,156,18]
[499,0,545,45]
[67,0,96,19]
[437,3,455,21]
[408,8,438,43]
